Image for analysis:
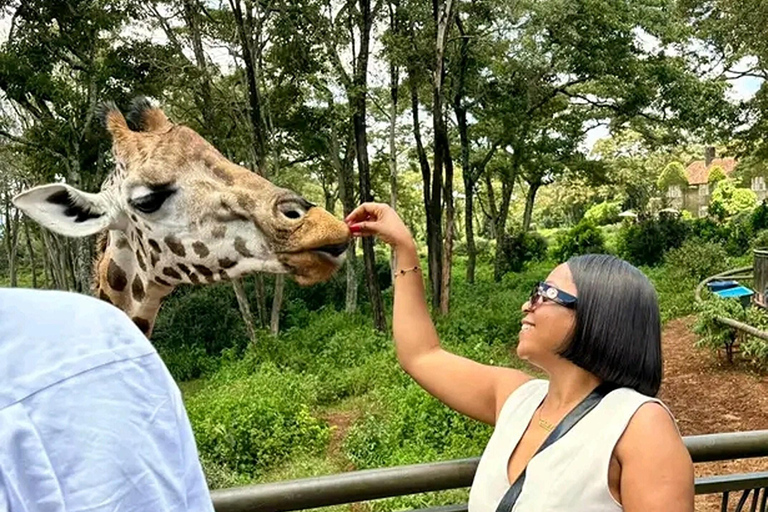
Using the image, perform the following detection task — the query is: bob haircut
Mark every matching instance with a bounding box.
[558,253,662,397]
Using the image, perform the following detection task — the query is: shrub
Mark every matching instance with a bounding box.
[657,161,687,190]
[551,221,607,262]
[186,362,330,479]
[690,217,728,244]
[724,210,754,256]
[664,238,729,281]
[752,201,768,232]
[583,201,621,226]
[617,216,689,267]
[496,229,548,275]
[710,179,758,220]
[752,229,768,250]
[708,164,727,184]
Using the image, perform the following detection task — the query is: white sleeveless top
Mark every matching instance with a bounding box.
[467,379,670,512]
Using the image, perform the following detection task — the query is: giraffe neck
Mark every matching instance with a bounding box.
[94,230,173,337]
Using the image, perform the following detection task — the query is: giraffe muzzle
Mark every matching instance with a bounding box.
[313,241,349,258]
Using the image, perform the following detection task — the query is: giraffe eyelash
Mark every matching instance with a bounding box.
[129,188,176,214]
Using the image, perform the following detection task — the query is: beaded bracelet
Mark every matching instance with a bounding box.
[393,265,420,278]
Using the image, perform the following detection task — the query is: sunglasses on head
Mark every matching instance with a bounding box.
[529,281,577,309]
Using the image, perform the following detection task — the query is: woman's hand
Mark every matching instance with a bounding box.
[345,202,415,251]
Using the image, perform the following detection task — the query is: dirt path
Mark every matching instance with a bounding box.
[658,316,768,511]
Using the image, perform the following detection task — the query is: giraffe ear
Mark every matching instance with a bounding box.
[12,183,116,237]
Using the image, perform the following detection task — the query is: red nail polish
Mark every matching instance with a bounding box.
[349,224,362,233]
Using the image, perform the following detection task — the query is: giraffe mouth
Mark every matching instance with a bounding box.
[312,241,349,258]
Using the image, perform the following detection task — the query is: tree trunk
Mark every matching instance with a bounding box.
[24,219,37,288]
[440,142,455,314]
[493,166,518,282]
[522,181,541,232]
[270,274,285,335]
[230,0,268,171]
[181,0,215,134]
[232,277,258,347]
[254,274,268,327]
[388,2,400,273]
[352,0,386,332]
[5,201,20,287]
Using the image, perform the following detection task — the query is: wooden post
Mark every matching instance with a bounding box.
[754,249,768,304]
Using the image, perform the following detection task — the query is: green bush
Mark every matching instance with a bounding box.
[551,221,607,262]
[752,201,768,232]
[724,210,754,256]
[583,201,621,226]
[496,229,548,275]
[690,217,728,245]
[664,238,729,281]
[752,229,768,250]
[617,216,689,267]
[186,362,330,480]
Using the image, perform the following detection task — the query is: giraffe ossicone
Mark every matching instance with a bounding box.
[13,97,351,337]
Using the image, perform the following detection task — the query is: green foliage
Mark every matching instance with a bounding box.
[186,362,330,480]
[551,221,607,262]
[710,179,758,220]
[708,164,727,184]
[664,238,729,281]
[617,216,689,267]
[496,229,548,275]
[583,201,621,226]
[657,161,688,190]
[752,201,768,232]
[752,230,768,249]
[693,298,747,352]
[724,210,755,256]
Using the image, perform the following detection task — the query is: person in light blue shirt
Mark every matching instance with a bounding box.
[0,287,214,512]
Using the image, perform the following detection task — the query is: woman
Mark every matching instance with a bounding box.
[345,202,694,511]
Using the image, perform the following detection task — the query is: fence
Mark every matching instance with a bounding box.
[210,430,768,512]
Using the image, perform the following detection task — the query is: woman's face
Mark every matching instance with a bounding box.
[517,263,578,367]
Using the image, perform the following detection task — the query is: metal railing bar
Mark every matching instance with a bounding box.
[694,472,768,495]
[211,431,768,512]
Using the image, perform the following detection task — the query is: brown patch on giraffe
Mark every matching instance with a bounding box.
[149,239,162,253]
[177,263,192,276]
[164,235,186,257]
[115,237,129,250]
[219,257,237,269]
[136,236,146,254]
[98,289,113,305]
[130,214,138,223]
[236,194,256,213]
[132,317,151,335]
[150,251,160,267]
[218,270,230,281]
[192,241,210,258]
[132,275,145,302]
[144,223,152,232]
[136,251,147,271]
[155,276,172,287]
[212,165,234,186]
[107,260,128,292]
[189,273,200,284]
[136,227,144,240]
[163,267,182,280]
[212,225,226,239]
[234,237,254,258]
[193,264,214,281]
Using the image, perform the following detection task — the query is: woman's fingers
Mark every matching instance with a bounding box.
[345,202,385,224]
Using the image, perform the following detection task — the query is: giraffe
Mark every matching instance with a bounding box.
[12,97,351,337]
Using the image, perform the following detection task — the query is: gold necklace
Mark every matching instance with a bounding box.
[537,408,555,432]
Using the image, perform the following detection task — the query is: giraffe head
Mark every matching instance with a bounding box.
[12,98,351,332]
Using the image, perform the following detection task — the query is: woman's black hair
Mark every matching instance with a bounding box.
[558,253,662,396]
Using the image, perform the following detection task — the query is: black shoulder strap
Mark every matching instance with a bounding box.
[494,382,617,512]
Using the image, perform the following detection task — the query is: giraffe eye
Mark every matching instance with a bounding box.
[129,188,176,214]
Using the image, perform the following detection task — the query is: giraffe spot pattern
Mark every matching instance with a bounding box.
[193,264,213,278]
[149,239,162,253]
[155,276,172,287]
[234,237,254,258]
[107,260,128,292]
[219,270,230,281]
[132,317,151,334]
[189,273,200,284]
[177,263,192,275]
[163,267,182,280]
[192,241,210,258]
[150,251,160,267]
[164,235,186,257]
[212,226,226,239]
[132,275,145,302]
[115,237,129,250]
[219,257,237,269]
[136,251,147,271]
[98,289,112,305]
